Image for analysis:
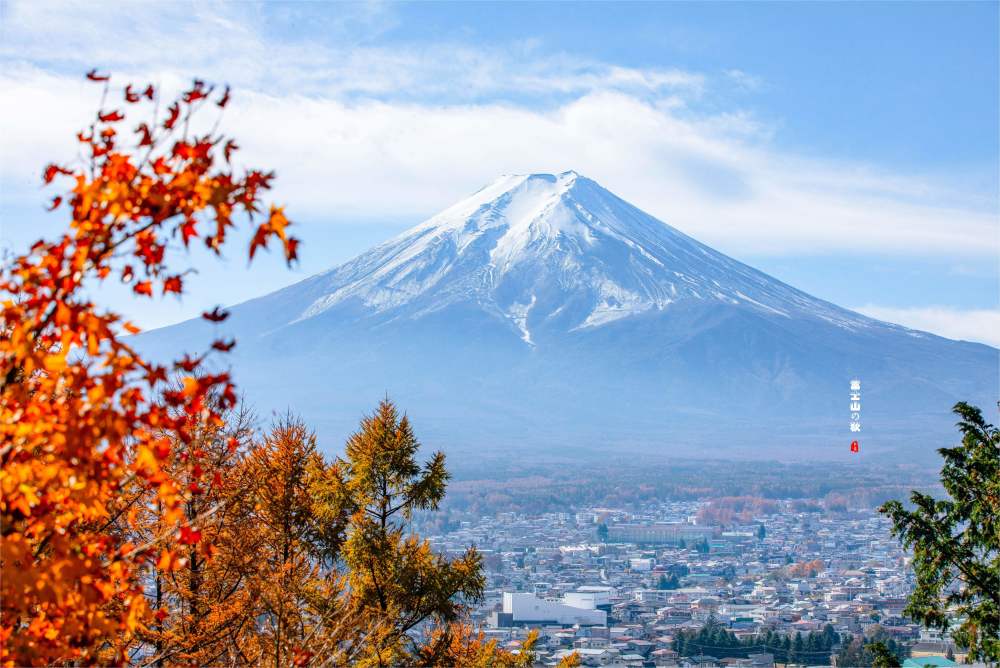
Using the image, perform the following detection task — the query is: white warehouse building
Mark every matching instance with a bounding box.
[500,592,606,627]
[563,587,612,610]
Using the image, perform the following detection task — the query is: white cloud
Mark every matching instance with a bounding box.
[0,1,702,100]
[853,305,1000,348]
[0,0,996,262]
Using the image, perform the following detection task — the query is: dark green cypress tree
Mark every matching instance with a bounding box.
[596,522,609,543]
[822,623,838,650]
[791,631,804,664]
[880,402,1000,663]
[868,641,901,667]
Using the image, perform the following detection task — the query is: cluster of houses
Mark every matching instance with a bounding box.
[425,500,970,666]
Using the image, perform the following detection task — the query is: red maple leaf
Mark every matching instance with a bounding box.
[285,237,300,263]
[163,103,181,130]
[211,339,236,352]
[98,110,125,122]
[42,164,73,184]
[174,354,203,373]
[223,139,239,163]
[202,307,229,323]
[162,275,183,295]
[178,526,202,545]
[183,80,209,104]
[136,123,154,147]
[180,218,198,246]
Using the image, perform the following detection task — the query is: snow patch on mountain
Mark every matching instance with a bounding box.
[507,294,537,345]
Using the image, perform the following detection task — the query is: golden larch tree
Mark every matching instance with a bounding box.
[331,399,485,665]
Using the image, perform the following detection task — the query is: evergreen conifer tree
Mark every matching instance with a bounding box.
[880,402,1000,663]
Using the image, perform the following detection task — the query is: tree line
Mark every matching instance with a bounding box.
[120,399,561,665]
[672,616,841,664]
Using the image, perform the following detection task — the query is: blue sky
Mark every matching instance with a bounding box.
[1,1,997,344]
[386,2,998,173]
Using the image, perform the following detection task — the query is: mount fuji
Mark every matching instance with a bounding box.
[138,171,998,461]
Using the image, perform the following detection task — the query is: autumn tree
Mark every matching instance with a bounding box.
[786,559,824,578]
[415,626,541,668]
[240,415,351,667]
[129,403,261,666]
[322,400,575,667]
[241,406,568,668]
[1,71,297,665]
[327,399,486,666]
[880,402,1000,663]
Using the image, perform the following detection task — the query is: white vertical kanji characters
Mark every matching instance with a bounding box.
[849,379,862,444]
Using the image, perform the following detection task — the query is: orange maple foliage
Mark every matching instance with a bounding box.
[786,559,825,578]
[1,72,297,666]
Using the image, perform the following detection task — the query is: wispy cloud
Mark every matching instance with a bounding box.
[724,68,763,92]
[853,305,1000,348]
[0,1,702,101]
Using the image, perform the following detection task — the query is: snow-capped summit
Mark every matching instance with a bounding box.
[138,173,997,460]
[294,171,869,344]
